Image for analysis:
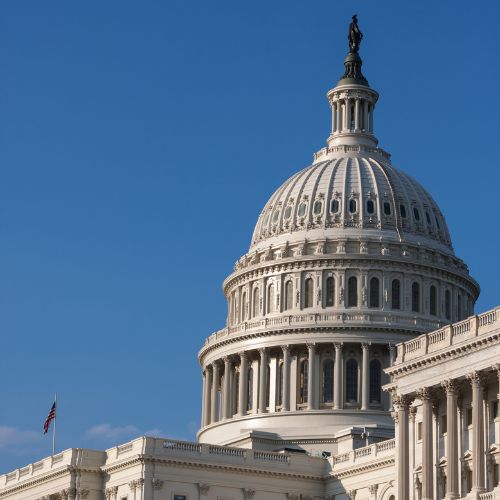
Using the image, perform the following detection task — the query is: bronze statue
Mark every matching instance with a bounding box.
[348,15,363,53]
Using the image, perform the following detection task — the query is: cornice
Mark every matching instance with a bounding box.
[388,330,500,379]
[198,323,417,362]
[331,456,395,479]
[0,465,102,498]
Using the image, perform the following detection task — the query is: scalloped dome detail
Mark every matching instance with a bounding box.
[250,155,453,254]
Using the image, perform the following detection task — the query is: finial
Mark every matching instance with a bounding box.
[337,15,368,86]
[348,15,363,54]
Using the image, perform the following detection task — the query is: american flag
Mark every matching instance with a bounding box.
[43,401,56,434]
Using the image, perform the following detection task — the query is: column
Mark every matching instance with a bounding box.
[238,353,248,416]
[331,103,336,133]
[369,103,374,132]
[334,343,343,409]
[336,101,342,133]
[344,99,349,130]
[361,343,370,410]
[210,362,220,423]
[418,388,434,500]
[282,345,291,411]
[354,98,360,131]
[468,371,486,494]
[395,394,411,500]
[307,343,317,410]
[203,368,212,426]
[363,100,368,131]
[222,357,232,419]
[258,348,267,413]
[442,380,459,499]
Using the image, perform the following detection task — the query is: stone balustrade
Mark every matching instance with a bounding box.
[330,438,395,469]
[395,306,500,364]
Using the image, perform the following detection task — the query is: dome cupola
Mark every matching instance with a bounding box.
[197,17,479,455]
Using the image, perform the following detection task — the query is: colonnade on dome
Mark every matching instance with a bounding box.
[200,341,392,429]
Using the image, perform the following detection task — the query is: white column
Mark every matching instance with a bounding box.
[201,370,207,427]
[210,362,220,423]
[395,394,411,500]
[258,348,268,413]
[418,388,434,500]
[334,342,343,409]
[336,101,342,133]
[354,98,360,132]
[282,345,291,411]
[307,343,316,410]
[345,98,351,130]
[331,103,336,133]
[442,380,459,499]
[468,371,486,495]
[223,357,232,420]
[363,100,368,131]
[203,368,212,426]
[361,342,370,410]
[369,103,374,132]
[238,353,248,416]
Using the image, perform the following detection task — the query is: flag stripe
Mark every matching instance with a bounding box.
[43,402,56,434]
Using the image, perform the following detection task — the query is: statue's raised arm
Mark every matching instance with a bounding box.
[348,14,363,53]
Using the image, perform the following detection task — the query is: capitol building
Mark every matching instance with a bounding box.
[1,18,500,500]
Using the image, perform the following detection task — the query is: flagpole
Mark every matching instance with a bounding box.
[52,393,57,456]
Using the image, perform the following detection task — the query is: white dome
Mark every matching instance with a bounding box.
[251,152,453,255]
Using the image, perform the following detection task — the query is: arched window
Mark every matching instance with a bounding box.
[412,282,420,313]
[241,292,247,321]
[326,276,335,307]
[285,281,293,311]
[347,276,358,307]
[304,278,313,308]
[267,283,275,313]
[346,359,358,403]
[265,365,271,408]
[430,285,437,316]
[276,363,283,407]
[247,368,253,411]
[323,359,334,403]
[369,359,381,404]
[391,279,401,310]
[252,287,260,317]
[445,290,451,320]
[369,277,380,308]
[299,360,308,404]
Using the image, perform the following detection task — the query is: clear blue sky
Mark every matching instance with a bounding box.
[0,0,499,472]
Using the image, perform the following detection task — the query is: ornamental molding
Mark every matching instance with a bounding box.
[387,330,500,379]
[331,456,395,479]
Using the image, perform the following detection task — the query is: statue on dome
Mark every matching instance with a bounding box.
[348,15,363,53]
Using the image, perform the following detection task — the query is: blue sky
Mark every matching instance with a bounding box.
[0,0,499,472]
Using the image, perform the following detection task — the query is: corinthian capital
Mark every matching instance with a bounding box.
[441,379,459,395]
[467,371,486,388]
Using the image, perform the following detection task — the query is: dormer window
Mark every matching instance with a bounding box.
[284,205,292,220]
[330,198,340,214]
[298,202,307,217]
[366,200,375,214]
[383,202,391,216]
[399,204,407,218]
[425,211,432,225]
[413,207,421,221]
[349,199,357,214]
[313,200,323,215]
[272,210,280,224]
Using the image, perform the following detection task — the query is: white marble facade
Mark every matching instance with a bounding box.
[1,22,497,500]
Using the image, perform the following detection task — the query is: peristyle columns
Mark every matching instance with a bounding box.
[361,342,370,410]
[210,362,220,423]
[334,343,343,409]
[238,353,248,416]
[281,345,291,411]
[442,379,459,499]
[258,348,268,413]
